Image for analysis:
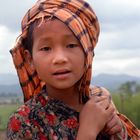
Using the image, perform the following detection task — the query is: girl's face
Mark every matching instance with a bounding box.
[30,19,85,90]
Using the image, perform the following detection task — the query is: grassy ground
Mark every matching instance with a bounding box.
[0,104,20,131]
[0,131,6,140]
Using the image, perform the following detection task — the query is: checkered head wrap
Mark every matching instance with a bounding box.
[10,0,140,138]
[10,0,100,102]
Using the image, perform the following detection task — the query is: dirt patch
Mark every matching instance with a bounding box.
[0,131,6,140]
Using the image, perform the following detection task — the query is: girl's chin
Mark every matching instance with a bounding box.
[46,83,76,91]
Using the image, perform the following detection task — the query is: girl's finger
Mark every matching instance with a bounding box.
[97,97,112,110]
[90,92,112,110]
[105,95,111,110]
[107,124,122,135]
[91,96,108,103]
[106,105,116,120]
[105,115,122,134]
[105,115,117,132]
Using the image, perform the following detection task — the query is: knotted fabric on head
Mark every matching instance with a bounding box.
[10,0,100,102]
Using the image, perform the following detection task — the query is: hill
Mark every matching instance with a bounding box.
[0,84,22,95]
[91,73,140,91]
[0,73,140,94]
[0,74,21,95]
[0,74,19,85]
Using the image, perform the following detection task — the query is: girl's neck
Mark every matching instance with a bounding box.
[46,86,83,112]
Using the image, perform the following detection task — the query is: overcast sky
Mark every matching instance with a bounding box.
[0,0,140,77]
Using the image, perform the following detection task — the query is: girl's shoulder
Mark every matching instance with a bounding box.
[8,90,49,120]
[6,91,49,139]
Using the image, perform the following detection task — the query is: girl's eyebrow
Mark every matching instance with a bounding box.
[37,37,52,45]
[63,34,79,41]
[39,36,52,41]
[63,33,73,37]
[38,34,77,42]
[39,33,73,40]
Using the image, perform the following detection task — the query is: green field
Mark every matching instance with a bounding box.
[0,104,20,131]
[112,93,140,128]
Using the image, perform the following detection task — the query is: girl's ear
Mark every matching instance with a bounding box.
[23,50,35,70]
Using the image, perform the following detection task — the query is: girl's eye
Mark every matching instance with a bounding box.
[40,47,51,51]
[67,44,78,48]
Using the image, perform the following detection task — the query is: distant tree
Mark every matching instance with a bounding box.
[136,84,140,93]
[0,116,1,127]
[119,81,138,97]
[118,81,138,112]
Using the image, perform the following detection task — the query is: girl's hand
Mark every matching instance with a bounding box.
[77,95,115,140]
[104,113,123,135]
[97,87,124,136]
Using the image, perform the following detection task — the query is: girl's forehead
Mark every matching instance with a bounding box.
[33,18,77,40]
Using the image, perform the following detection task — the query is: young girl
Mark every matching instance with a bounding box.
[6,0,139,139]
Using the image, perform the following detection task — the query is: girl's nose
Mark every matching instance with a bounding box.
[52,49,68,65]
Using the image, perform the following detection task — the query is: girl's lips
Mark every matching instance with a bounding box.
[52,69,71,75]
[52,70,71,80]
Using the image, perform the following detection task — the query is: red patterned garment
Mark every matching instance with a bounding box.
[6,88,135,140]
[7,89,79,140]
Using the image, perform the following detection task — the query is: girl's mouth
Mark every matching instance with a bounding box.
[52,69,71,79]
[53,70,71,75]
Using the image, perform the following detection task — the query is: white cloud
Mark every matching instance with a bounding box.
[0,0,36,31]
[0,26,19,74]
[112,0,140,7]
[88,0,140,28]
[97,22,140,51]
[93,57,140,76]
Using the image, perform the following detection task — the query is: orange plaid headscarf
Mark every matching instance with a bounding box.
[10,0,99,102]
[10,0,139,139]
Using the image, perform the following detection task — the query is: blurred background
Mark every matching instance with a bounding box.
[0,0,140,139]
